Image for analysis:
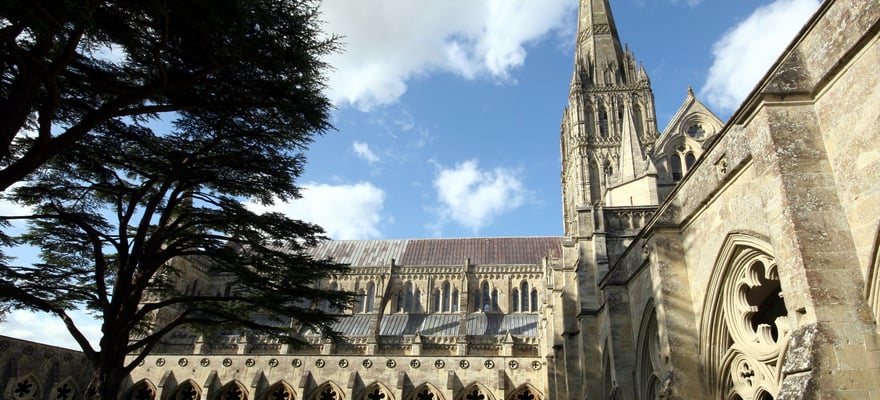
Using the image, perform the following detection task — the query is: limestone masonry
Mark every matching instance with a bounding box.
[3,0,880,399]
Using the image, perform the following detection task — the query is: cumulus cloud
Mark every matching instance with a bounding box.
[320,0,576,110]
[352,141,380,164]
[432,160,526,233]
[700,0,820,113]
[247,183,386,240]
[1,309,102,350]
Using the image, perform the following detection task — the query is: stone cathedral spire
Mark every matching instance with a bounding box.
[557,2,663,398]
[561,0,659,238]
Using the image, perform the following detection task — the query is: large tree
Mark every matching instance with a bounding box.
[0,1,354,399]
[0,0,332,190]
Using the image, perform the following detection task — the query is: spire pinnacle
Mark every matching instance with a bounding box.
[575,0,636,86]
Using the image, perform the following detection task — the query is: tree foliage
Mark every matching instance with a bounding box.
[1,0,332,189]
[0,0,353,399]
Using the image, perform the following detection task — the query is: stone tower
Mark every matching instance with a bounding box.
[557,1,662,398]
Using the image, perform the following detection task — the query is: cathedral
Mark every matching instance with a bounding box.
[3,0,880,399]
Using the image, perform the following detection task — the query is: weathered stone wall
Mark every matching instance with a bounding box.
[0,337,92,400]
[125,352,546,400]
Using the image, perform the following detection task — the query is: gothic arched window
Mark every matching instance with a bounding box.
[685,152,696,171]
[442,281,451,312]
[520,281,530,312]
[217,382,247,400]
[171,381,200,400]
[413,288,422,312]
[433,289,441,313]
[530,289,539,312]
[474,290,481,312]
[511,288,520,312]
[598,107,609,137]
[355,289,365,314]
[671,155,683,181]
[633,103,644,135]
[481,281,491,312]
[451,289,459,312]
[397,291,405,313]
[127,381,156,400]
[404,282,413,312]
[262,383,295,400]
[701,236,790,399]
[491,289,499,311]
[364,282,375,312]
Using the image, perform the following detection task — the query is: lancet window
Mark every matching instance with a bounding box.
[474,281,496,312]
[671,155,683,181]
[442,281,451,312]
[598,107,609,137]
[364,281,375,312]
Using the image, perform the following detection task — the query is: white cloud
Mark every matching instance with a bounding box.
[352,141,380,164]
[432,160,526,233]
[700,0,820,113]
[1,309,102,350]
[320,0,576,110]
[247,183,386,240]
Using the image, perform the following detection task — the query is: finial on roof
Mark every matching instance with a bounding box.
[687,86,694,97]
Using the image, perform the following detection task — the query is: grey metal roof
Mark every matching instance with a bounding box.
[379,314,425,336]
[333,314,375,336]
[373,313,538,337]
[466,313,539,336]
[302,314,375,337]
[419,314,461,336]
[309,240,408,266]
[499,314,539,336]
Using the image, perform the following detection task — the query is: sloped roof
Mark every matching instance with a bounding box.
[309,237,563,267]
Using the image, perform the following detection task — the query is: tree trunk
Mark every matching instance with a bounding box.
[85,340,129,400]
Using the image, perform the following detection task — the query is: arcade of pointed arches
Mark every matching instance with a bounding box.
[119,379,542,400]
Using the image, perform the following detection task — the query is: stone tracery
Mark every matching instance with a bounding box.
[701,236,790,400]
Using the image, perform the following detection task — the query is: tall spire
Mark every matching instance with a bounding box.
[575,0,628,86]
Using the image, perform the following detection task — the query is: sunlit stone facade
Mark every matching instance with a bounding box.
[3,0,880,399]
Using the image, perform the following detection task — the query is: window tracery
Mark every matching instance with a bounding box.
[172,381,200,400]
[702,237,790,400]
[507,385,542,400]
[127,381,156,400]
[686,124,706,139]
[50,379,79,400]
[308,384,342,400]
[218,382,247,400]
[407,384,444,400]
[456,385,494,400]
[356,384,392,400]
[8,375,39,400]
[262,383,295,400]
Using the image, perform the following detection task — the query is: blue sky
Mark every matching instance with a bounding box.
[2,0,820,348]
